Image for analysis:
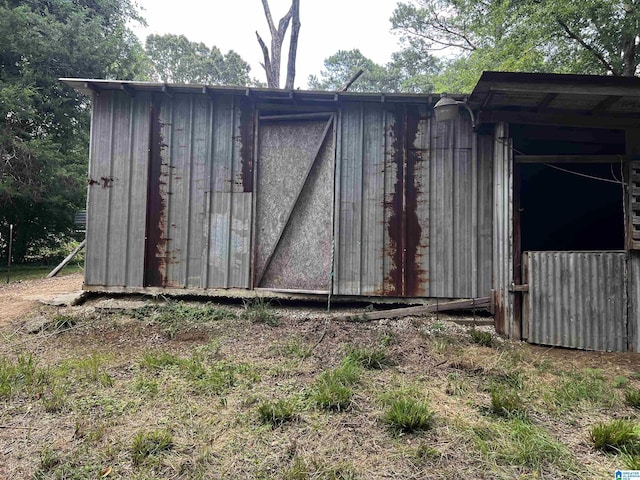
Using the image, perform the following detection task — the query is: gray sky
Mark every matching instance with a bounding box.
[132,0,403,88]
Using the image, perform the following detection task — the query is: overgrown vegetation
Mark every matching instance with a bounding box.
[241,297,279,326]
[2,302,637,478]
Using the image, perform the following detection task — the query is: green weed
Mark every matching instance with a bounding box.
[273,338,312,359]
[490,387,527,418]
[549,368,614,410]
[590,419,640,453]
[131,429,174,465]
[241,297,279,326]
[345,345,392,369]
[382,397,435,432]
[140,351,181,370]
[257,398,296,426]
[0,353,49,398]
[470,329,493,347]
[311,359,360,411]
[626,388,640,409]
[283,456,358,480]
[614,375,629,389]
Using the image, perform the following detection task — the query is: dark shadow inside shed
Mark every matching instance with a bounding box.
[512,125,626,252]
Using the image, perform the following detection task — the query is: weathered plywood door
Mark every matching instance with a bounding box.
[254,115,336,292]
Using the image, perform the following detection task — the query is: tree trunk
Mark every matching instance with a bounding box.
[257,0,300,89]
[284,0,300,89]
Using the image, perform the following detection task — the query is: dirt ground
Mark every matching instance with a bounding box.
[0,274,84,324]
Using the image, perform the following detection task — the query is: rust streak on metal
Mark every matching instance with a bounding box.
[143,95,169,287]
[404,105,426,297]
[238,97,254,192]
[386,105,405,297]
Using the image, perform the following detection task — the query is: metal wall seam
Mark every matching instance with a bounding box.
[630,251,640,351]
[528,251,628,351]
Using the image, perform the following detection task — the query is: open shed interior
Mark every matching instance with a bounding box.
[511,124,626,252]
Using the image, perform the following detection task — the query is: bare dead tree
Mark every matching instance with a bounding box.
[256,0,300,88]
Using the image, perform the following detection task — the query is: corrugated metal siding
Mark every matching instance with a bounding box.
[156,93,253,289]
[86,92,151,287]
[334,103,493,298]
[527,251,628,351]
[493,122,514,335]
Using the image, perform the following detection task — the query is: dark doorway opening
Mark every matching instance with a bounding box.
[511,125,626,252]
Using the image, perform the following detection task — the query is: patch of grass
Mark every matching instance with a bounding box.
[626,388,640,409]
[41,383,68,413]
[345,345,392,369]
[70,354,113,387]
[590,419,640,453]
[445,372,469,396]
[45,314,78,332]
[473,418,570,471]
[4,263,83,283]
[614,375,629,389]
[241,297,279,326]
[549,368,614,411]
[0,353,50,398]
[140,351,181,370]
[381,397,435,433]
[179,353,258,395]
[490,387,527,418]
[257,398,296,426]
[273,338,312,359]
[470,329,493,347]
[311,359,360,411]
[283,456,358,480]
[410,443,440,465]
[133,376,159,396]
[131,429,174,466]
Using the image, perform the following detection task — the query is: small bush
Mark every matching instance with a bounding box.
[345,346,392,369]
[258,398,296,426]
[491,387,526,418]
[590,419,640,453]
[470,329,493,347]
[311,360,360,411]
[382,398,435,432]
[626,389,640,409]
[131,429,174,465]
[241,297,279,326]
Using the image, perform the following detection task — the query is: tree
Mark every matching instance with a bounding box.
[391,0,640,92]
[145,34,252,85]
[256,0,300,88]
[308,48,439,93]
[0,0,148,262]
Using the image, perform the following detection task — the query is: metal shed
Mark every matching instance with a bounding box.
[63,72,640,352]
[62,79,494,303]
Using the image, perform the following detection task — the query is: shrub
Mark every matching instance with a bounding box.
[626,389,640,409]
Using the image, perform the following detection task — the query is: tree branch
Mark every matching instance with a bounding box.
[260,0,277,36]
[556,18,619,75]
[256,31,274,86]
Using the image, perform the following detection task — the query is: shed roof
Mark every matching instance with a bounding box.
[469,71,640,128]
[60,78,446,104]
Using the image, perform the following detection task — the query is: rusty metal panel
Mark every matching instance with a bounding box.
[85,91,150,287]
[493,122,514,335]
[528,251,628,351]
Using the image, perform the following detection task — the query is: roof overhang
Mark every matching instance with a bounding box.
[469,71,640,129]
[60,78,454,105]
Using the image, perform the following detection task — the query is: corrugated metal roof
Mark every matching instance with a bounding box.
[60,78,451,104]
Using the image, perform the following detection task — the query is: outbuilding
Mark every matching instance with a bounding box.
[62,71,640,352]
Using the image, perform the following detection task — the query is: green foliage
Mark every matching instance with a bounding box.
[626,388,640,408]
[470,329,493,347]
[391,0,640,94]
[473,418,569,471]
[145,33,252,85]
[614,375,629,389]
[0,0,148,261]
[311,359,360,411]
[257,398,297,426]
[345,345,392,369]
[490,387,526,418]
[308,48,439,93]
[273,338,313,359]
[382,397,435,432]
[283,456,358,480]
[590,419,640,453]
[549,368,615,410]
[140,351,181,370]
[241,298,279,326]
[130,429,174,465]
[0,353,50,398]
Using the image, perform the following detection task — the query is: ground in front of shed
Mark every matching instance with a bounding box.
[0,278,637,479]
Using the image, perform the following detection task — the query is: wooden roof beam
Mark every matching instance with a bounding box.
[488,82,640,98]
[592,95,622,114]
